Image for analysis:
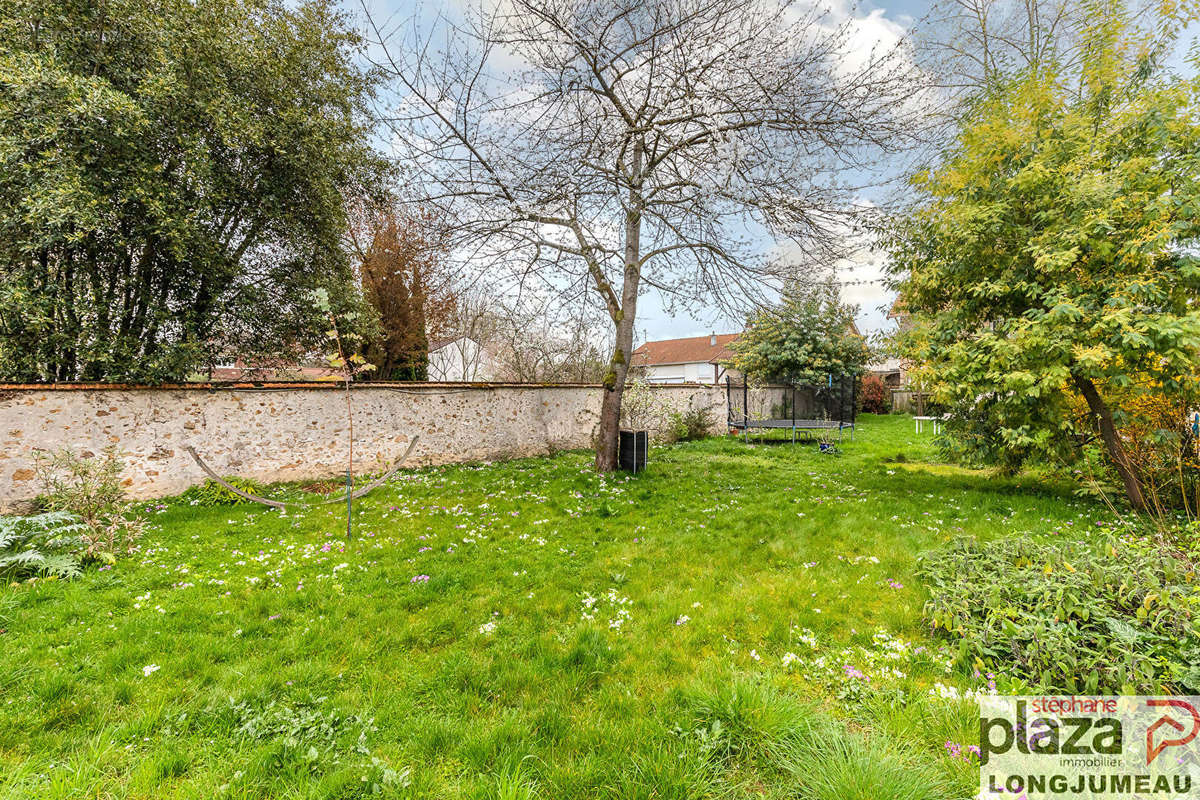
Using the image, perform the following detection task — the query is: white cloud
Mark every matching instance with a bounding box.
[768,228,897,336]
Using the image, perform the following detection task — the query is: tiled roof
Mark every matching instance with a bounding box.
[631,333,739,367]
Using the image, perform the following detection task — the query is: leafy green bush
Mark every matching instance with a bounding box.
[919,536,1200,693]
[668,405,716,442]
[34,446,126,522]
[180,477,265,506]
[0,512,88,580]
[34,446,144,561]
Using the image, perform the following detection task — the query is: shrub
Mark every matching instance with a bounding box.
[181,477,265,506]
[33,447,144,562]
[0,512,88,580]
[919,535,1200,693]
[621,376,669,432]
[1113,390,1200,521]
[859,374,890,414]
[668,405,716,442]
[34,447,124,523]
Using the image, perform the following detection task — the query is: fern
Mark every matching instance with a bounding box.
[0,512,86,580]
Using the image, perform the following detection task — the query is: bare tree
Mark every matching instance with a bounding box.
[491,303,612,383]
[917,0,1169,93]
[428,289,503,381]
[367,0,930,470]
[431,287,611,382]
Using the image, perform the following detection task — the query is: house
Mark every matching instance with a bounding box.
[865,357,905,388]
[630,333,740,384]
[864,297,914,386]
[867,296,931,412]
[427,336,500,381]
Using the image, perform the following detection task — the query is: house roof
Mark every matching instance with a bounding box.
[428,335,475,352]
[631,333,740,367]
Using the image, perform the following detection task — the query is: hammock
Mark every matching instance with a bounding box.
[183,437,420,510]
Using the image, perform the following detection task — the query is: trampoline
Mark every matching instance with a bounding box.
[726,374,857,443]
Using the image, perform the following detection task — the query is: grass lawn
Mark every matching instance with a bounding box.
[0,414,1117,799]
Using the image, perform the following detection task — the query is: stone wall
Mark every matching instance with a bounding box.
[0,382,728,509]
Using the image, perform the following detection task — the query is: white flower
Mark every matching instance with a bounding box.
[674,615,690,626]
[142,664,160,677]
[930,681,982,700]
[478,621,497,635]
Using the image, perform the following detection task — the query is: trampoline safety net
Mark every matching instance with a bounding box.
[725,375,857,436]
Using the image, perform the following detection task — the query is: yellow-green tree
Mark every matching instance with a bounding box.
[887,6,1200,510]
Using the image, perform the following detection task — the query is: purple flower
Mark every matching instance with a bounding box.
[842,664,868,681]
[410,574,430,583]
[944,740,979,762]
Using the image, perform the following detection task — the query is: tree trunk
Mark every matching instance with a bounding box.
[594,140,643,472]
[595,299,638,471]
[1073,374,1146,510]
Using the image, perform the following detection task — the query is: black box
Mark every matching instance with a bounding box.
[618,430,648,472]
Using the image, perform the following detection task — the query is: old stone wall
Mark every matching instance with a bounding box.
[0,382,728,508]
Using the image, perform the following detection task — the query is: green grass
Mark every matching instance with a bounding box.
[0,414,1116,799]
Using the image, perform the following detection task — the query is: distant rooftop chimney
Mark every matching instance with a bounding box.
[709,332,717,346]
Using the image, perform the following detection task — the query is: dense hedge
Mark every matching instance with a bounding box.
[919,535,1200,694]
